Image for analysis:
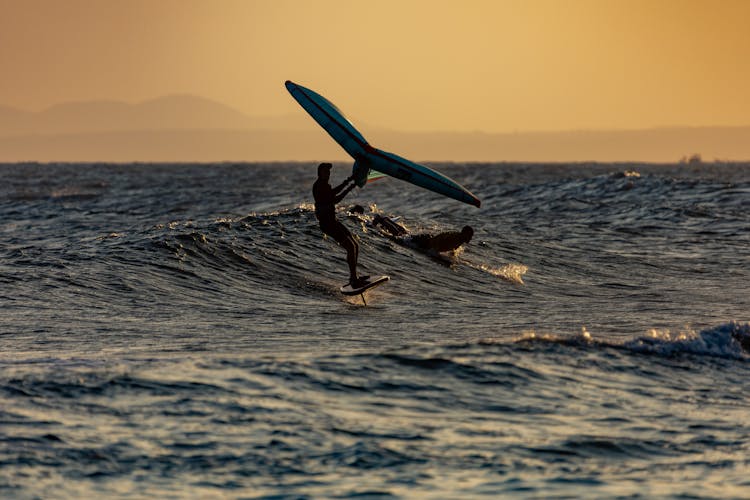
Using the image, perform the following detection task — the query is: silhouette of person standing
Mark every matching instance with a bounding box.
[312,163,363,286]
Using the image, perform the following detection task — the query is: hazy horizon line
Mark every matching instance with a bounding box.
[3,94,750,136]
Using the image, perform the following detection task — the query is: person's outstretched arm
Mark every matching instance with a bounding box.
[332,176,354,195]
[334,180,356,204]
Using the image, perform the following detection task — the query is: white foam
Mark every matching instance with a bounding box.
[468,261,529,284]
[624,322,750,359]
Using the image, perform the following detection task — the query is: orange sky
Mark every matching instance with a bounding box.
[1,0,749,133]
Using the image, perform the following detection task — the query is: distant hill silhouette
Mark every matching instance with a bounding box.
[1,96,749,162]
[0,95,311,136]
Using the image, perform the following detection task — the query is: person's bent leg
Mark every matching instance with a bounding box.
[326,221,360,284]
[353,236,359,270]
[341,236,358,283]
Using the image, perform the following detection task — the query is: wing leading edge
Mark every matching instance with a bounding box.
[285,80,480,208]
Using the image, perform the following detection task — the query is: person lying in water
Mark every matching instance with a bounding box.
[411,225,474,253]
[369,212,474,254]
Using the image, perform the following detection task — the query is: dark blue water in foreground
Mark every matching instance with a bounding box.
[1,162,749,498]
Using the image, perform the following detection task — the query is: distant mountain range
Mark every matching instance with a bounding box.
[0,95,311,135]
[1,95,749,162]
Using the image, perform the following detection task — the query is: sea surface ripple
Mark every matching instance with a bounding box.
[1,162,749,498]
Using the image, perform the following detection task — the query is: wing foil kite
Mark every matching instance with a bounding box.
[285,80,480,208]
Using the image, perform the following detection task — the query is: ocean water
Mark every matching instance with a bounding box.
[1,161,749,499]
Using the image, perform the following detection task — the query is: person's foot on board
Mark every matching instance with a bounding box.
[350,275,370,288]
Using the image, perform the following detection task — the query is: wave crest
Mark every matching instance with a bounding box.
[624,322,750,359]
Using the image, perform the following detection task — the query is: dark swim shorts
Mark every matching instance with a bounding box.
[409,233,431,249]
[319,220,351,244]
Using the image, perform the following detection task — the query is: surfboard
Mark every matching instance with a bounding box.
[340,275,390,296]
[285,80,481,208]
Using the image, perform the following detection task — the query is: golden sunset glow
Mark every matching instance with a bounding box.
[1,0,749,134]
